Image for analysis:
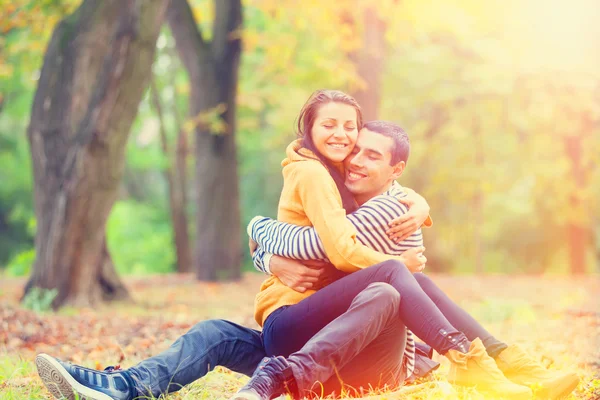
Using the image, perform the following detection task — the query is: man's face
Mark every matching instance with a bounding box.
[344,128,404,202]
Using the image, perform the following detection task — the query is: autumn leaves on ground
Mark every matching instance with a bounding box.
[1,273,599,400]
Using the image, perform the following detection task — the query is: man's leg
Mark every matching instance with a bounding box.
[37,319,265,400]
[233,282,407,400]
[287,283,406,396]
[316,314,407,397]
[129,319,265,397]
[412,273,508,357]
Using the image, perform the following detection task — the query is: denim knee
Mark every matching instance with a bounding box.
[184,319,228,341]
[380,259,406,271]
[376,259,413,282]
[365,282,401,310]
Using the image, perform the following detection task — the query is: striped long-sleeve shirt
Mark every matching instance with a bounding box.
[248,182,423,271]
[247,181,422,377]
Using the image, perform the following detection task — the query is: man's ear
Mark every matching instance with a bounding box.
[391,161,405,180]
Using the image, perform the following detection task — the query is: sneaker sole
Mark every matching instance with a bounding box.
[35,354,113,400]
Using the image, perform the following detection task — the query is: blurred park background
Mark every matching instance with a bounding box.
[1,1,600,399]
[1,0,599,307]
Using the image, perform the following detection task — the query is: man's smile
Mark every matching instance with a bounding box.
[347,170,367,182]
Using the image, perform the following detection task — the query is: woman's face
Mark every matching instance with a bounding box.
[311,101,358,163]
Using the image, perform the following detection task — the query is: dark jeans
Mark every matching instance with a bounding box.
[127,320,265,397]
[263,260,507,359]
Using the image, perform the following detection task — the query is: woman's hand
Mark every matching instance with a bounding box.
[400,246,427,273]
[248,238,258,255]
[387,189,430,243]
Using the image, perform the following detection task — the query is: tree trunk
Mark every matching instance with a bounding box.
[25,0,169,308]
[472,117,485,274]
[168,0,243,281]
[174,129,192,272]
[564,133,591,275]
[149,78,192,273]
[348,8,386,121]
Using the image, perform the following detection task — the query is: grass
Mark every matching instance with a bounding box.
[1,273,598,399]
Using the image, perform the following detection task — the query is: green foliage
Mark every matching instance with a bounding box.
[22,287,58,312]
[0,93,35,266]
[106,200,175,275]
[5,248,35,276]
[1,1,598,277]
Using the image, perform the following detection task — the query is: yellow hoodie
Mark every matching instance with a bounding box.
[254,140,424,326]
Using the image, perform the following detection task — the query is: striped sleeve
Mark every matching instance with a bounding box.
[247,195,423,263]
[251,245,271,274]
[247,216,327,261]
[347,195,423,255]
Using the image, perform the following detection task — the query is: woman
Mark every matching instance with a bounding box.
[234,90,577,400]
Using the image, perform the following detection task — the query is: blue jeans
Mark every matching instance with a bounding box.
[127,320,265,397]
[125,317,439,398]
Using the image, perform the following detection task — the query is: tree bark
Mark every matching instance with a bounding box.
[348,8,386,121]
[25,0,169,308]
[149,78,192,273]
[168,0,243,281]
[472,117,485,274]
[564,132,591,275]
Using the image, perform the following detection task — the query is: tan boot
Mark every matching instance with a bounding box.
[495,345,579,399]
[446,338,533,399]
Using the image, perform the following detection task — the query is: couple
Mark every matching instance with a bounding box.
[36,90,578,400]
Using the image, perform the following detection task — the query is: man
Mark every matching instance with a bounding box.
[34,122,434,400]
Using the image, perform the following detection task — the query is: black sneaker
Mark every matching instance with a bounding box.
[231,356,299,400]
[36,353,136,400]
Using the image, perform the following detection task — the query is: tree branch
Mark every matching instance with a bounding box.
[212,0,242,63]
[167,0,210,81]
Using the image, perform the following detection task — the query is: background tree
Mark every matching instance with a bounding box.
[149,74,192,273]
[1,0,597,285]
[167,0,243,281]
[24,0,169,307]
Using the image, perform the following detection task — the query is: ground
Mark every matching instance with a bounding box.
[1,273,599,399]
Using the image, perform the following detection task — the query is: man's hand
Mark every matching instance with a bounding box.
[270,256,330,293]
[387,189,430,243]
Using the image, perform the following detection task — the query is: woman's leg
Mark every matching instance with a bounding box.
[412,273,508,358]
[263,259,469,358]
[254,261,532,400]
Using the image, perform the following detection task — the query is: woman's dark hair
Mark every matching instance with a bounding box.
[295,89,362,213]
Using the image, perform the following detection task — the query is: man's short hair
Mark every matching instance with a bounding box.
[363,120,410,165]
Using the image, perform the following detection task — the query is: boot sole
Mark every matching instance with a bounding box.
[535,373,580,400]
[35,354,113,400]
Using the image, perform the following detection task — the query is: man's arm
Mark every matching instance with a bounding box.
[251,241,338,293]
[248,216,327,261]
[247,194,425,263]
